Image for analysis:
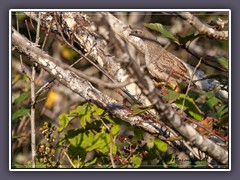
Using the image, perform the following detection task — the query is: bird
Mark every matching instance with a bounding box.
[130,27,191,90]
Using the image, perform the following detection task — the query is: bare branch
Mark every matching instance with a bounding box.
[181,58,202,112]
[25,20,32,42]
[100,119,116,168]
[63,151,76,168]
[177,12,228,40]
[30,12,42,168]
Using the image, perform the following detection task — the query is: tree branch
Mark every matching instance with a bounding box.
[177,12,228,40]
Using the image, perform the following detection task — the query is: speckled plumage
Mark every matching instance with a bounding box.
[130,28,190,88]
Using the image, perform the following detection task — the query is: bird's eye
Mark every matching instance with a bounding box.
[132,30,140,34]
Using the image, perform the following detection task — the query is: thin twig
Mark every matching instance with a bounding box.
[35,17,51,85]
[41,19,52,50]
[29,12,36,31]
[30,12,41,168]
[16,13,31,80]
[181,58,202,113]
[35,97,47,104]
[179,57,204,160]
[63,151,76,168]
[35,78,55,99]
[19,55,31,80]
[100,119,116,168]
[181,44,228,73]
[16,12,19,32]
[25,20,32,42]
[35,14,41,45]
[30,65,36,168]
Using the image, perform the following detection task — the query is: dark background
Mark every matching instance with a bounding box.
[1,0,238,179]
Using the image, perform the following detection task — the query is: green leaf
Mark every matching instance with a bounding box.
[176,94,203,121]
[68,131,93,149]
[85,133,104,151]
[164,154,175,165]
[68,134,82,147]
[144,23,178,42]
[215,57,228,70]
[206,92,215,99]
[74,104,92,128]
[202,97,221,112]
[132,126,144,139]
[162,86,180,102]
[195,160,208,167]
[130,155,142,168]
[216,105,228,118]
[111,124,120,137]
[79,131,94,149]
[68,145,86,163]
[91,133,117,155]
[92,104,104,116]
[95,133,111,154]
[154,138,168,152]
[13,92,29,105]
[58,114,71,132]
[77,104,88,114]
[12,108,30,120]
[80,116,87,129]
[70,103,88,116]
[84,157,98,167]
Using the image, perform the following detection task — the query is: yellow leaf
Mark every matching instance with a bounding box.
[45,90,58,109]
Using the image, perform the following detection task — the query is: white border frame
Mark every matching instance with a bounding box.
[9,9,231,171]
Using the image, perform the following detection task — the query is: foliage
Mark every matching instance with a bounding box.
[12,108,30,121]
[46,102,170,168]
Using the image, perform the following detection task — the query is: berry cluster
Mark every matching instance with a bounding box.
[114,135,148,167]
[36,122,60,168]
[39,122,57,143]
